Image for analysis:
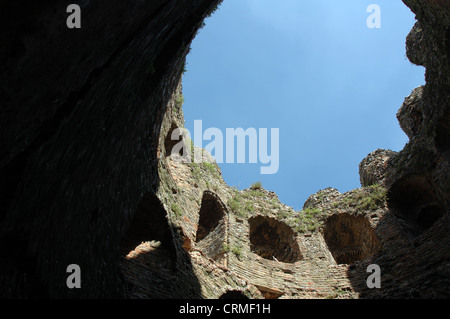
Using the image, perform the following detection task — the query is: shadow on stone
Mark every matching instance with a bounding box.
[119,192,202,298]
[249,215,302,263]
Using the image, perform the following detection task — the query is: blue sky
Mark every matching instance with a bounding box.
[182,0,425,211]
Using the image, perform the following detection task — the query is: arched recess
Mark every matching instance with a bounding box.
[219,290,249,299]
[164,122,188,158]
[119,193,177,297]
[387,175,445,237]
[248,216,302,263]
[195,191,227,262]
[324,213,382,265]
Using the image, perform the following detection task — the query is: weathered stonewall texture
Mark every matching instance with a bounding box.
[359,149,397,187]
[0,0,449,298]
[0,0,223,298]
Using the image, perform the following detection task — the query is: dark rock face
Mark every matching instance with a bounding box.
[0,0,221,298]
[350,0,450,298]
[0,0,448,299]
[387,1,450,213]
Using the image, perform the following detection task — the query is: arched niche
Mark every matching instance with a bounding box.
[195,191,227,262]
[387,175,445,237]
[323,213,382,265]
[248,216,302,263]
[119,193,177,297]
[164,122,188,158]
[219,290,249,299]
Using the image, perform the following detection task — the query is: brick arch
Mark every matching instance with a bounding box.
[219,290,249,299]
[195,191,227,262]
[248,216,302,263]
[164,122,187,158]
[387,175,446,237]
[119,193,177,297]
[324,213,382,265]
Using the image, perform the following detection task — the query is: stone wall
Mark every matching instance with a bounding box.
[0,0,449,299]
[0,0,223,298]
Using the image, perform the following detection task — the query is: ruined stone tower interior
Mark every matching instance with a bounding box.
[0,0,449,300]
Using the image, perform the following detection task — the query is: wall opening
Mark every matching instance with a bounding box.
[323,213,382,265]
[248,216,302,263]
[387,175,445,237]
[195,191,227,262]
[119,193,177,297]
[416,204,444,229]
[164,122,187,158]
[219,290,249,299]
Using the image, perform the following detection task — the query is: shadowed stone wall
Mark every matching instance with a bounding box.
[0,0,449,299]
